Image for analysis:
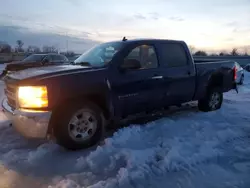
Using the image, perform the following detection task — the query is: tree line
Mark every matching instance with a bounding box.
[193,48,248,56]
[189,46,249,56]
[0,40,60,53]
[0,40,249,57]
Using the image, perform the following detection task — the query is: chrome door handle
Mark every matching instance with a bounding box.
[151,76,163,80]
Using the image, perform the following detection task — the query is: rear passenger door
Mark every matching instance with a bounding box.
[157,42,196,105]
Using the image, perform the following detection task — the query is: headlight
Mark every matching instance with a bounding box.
[18,86,48,108]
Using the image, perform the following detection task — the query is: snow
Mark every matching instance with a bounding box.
[0,73,250,188]
[0,64,6,72]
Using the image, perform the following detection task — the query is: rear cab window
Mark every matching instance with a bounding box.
[157,42,188,68]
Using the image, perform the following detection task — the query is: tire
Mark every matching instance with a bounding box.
[239,75,244,85]
[52,101,104,150]
[198,87,223,112]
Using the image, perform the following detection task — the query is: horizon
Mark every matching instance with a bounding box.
[0,0,250,53]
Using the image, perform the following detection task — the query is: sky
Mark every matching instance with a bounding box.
[0,0,250,52]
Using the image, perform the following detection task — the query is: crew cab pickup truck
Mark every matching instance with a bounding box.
[1,39,237,150]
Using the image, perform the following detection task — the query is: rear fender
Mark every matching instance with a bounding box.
[207,72,223,91]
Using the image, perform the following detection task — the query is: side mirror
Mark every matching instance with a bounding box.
[120,59,141,72]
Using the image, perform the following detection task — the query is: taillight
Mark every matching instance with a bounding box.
[233,66,237,81]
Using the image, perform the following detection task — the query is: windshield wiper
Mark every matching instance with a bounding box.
[72,61,92,67]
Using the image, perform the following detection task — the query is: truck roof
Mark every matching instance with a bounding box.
[108,38,185,44]
[28,53,66,56]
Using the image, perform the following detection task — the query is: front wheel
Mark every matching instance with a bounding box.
[52,101,104,150]
[198,88,223,112]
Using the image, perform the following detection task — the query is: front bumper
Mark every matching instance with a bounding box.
[1,98,52,139]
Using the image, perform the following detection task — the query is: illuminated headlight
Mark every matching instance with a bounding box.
[18,86,48,108]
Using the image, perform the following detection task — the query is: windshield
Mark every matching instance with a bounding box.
[22,54,46,62]
[74,42,123,67]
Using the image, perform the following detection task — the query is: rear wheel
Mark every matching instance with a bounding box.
[198,87,223,112]
[52,101,104,150]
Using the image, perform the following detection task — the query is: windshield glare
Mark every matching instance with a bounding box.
[22,54,45,62]
[74,42,123,67]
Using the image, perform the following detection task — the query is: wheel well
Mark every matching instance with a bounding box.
[48,94,111,135]
[53,94,111,120]
[85,94,111,120]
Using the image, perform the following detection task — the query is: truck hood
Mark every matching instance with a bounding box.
[6,61,34,66]
[6,61,38,71]
[7,65,94,80]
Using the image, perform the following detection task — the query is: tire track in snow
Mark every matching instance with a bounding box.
[50,114,250,188]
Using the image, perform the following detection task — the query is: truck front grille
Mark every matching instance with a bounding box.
[4,84,17,109]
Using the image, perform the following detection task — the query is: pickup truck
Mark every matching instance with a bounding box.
[0,53,69,79]
[1,38,237,150]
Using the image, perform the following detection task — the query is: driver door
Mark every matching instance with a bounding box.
[110,43,164,116]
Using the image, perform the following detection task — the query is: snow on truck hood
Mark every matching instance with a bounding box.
[8,65,91,80]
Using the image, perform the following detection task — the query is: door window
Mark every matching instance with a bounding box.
[121,45,158,70]
[51,55,63,62]
[43,55,52,62]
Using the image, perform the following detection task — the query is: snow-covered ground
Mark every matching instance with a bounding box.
[0,74,250,188]
[0,64,6,72]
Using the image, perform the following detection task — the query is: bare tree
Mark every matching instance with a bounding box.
[26,46,33,53]
[230,48,239,56]
[65,51,75,56]
[34,46,41,53]
[243,47,249,56]
[27,45,41,53]
[16,40,24,52]
[42,45,58,53]
[219,51,228,56]
[194,50,208,56]
[0,42,11,53]
[188,45,196,55]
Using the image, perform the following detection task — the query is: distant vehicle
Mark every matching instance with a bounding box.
[235,62,244,85]
[244,64,250,72]
[0,53,69,79]
[2,38,237,150]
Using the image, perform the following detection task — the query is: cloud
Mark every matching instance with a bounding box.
[133,12,161,21]
[169,16,184,22]
[148,12,160,20]
[133,13,147,20]
[225,21,239,27]
[63,0,82,6]
[0,25,98,53]
[224,37,235,42]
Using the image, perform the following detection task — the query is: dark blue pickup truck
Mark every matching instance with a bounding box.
[2,38,237,150]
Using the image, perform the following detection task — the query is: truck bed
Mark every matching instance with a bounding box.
[194,59,223,63]
[193,60,236,100]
